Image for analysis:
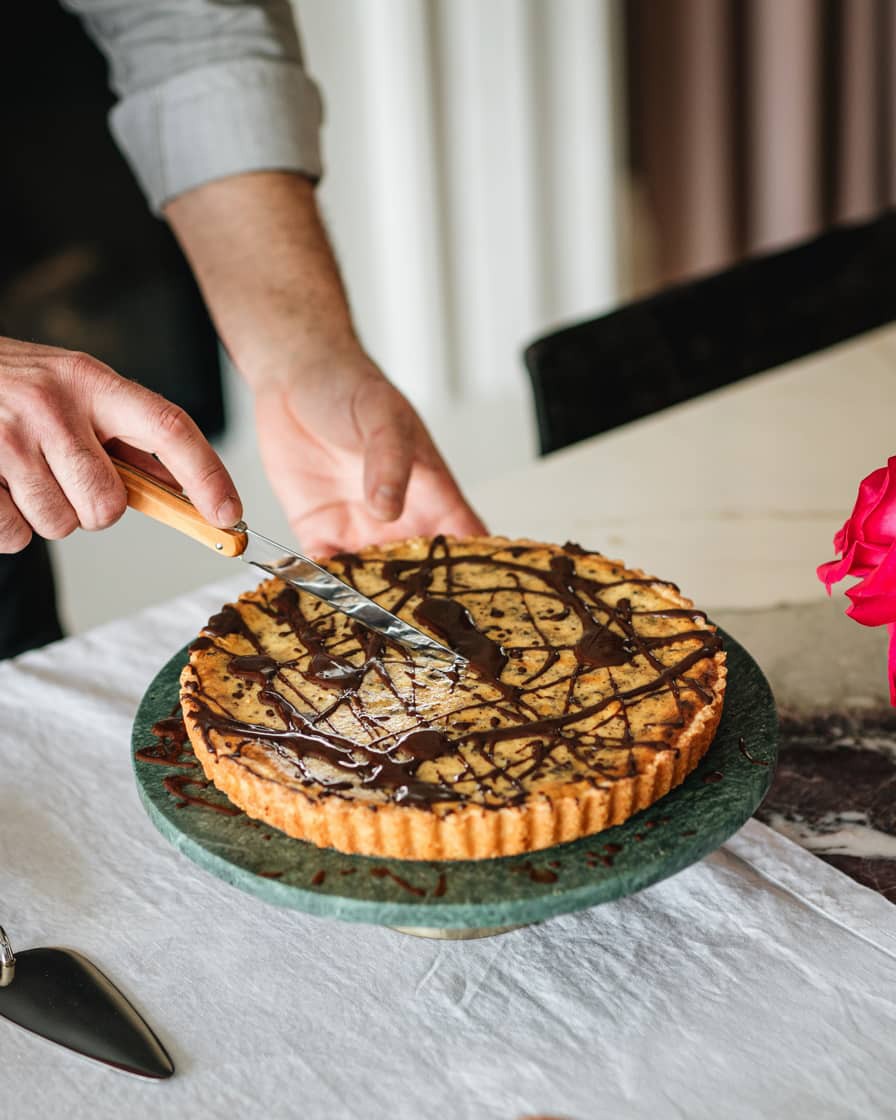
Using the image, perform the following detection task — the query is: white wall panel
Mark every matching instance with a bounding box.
[297,0,624,409]
[533,0,620,323]
[434,0,542,398]
[351,1,452,400]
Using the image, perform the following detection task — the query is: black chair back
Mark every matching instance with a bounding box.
[524,212,896,455]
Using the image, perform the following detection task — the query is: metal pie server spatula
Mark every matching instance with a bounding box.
[112,458,461,664]
[0,925,174,1078]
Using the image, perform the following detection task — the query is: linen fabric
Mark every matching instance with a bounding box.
[1,577,895,1118]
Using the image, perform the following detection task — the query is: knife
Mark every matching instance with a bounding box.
[0,924,174,1079]
[112,458,461,665]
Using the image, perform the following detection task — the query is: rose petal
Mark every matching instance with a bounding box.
[852,539,891,574]
[846,594,896,627]
[865,460,896,542]
[821,460,896,707]
[832,519,851,555]
[845,541,896,625]
[852,464,891,524]
[848,538,896,594]
[832,465,892,555]
[819,461,896,592]
[817,539,861,591]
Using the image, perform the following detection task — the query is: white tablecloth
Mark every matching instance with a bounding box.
[3,579,896,1120]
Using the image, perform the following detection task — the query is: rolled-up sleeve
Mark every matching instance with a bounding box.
[61,0,324,212]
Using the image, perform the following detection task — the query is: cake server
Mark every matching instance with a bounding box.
[0,924,174,1079]
[112,458,461,664]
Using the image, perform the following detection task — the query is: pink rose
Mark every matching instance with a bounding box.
[818,456,896,702]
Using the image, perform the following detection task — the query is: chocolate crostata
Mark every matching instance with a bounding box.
[180,536,726,860]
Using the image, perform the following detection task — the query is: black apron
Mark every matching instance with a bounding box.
[0,1,225,657]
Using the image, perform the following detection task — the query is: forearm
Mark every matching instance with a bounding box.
[164,172,365,389]
[166,172,484,549]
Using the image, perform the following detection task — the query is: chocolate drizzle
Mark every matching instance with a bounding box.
[575,626,635,668]
[414,597,507,678]
[184,536,723,811]
[738,736,769,766]
[205,606,260,649]
[306,651,366,691]
[512,861,559,884]
[135,710,193,768]
[369,867,426,896]
[229,655,279,685]
[163,773,242,815]
[142,711,245,814]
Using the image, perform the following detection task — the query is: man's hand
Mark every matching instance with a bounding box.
[0,336,242,553]
[164,172,487,556]
[255,356,485,556]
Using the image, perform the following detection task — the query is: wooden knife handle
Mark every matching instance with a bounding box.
[112,457,249,558]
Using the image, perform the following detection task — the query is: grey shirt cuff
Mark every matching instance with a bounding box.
[110,57,324,213]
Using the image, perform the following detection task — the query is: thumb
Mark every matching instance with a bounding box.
[354,380,416,521]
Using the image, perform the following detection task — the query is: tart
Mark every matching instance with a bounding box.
[180,536,726,860]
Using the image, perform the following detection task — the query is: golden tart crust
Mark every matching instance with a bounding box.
[180,536,726,860]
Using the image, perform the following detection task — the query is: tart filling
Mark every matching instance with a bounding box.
[180,536,726,859]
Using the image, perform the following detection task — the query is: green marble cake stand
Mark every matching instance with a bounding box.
[132,630,776,937]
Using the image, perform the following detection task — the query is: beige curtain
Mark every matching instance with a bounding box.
[626,0,896,287]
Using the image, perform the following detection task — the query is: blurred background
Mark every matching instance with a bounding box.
[2,0,894,634]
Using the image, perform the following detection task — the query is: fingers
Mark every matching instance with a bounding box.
[0,487,32,554]
[89,371,242,527]
[437,500,488,538]
[0,342,240,545]
[43,428,127,532]
[103,439,180,489]
[411,427,488,536]
[287,501,357,559]
[3,456,79,542]
[354,379,487,533]
[408,464,488,538]
[354,381,416,521]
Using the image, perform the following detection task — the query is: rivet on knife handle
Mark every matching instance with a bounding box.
[112,458,248,558]
[0,926,15,987]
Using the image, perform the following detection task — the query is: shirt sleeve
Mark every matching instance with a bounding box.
[61,0,324,212]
